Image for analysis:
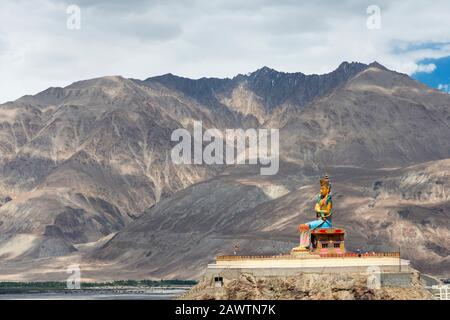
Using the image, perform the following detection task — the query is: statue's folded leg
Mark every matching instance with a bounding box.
[308,219,332,229]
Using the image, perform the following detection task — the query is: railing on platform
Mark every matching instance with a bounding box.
[319,252,400,258]
[216,252,400,261]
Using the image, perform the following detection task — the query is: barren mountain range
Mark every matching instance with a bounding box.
[0,61,448,280]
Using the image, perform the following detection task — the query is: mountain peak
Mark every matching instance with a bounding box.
[257,66,274,72]
[249,66,280,77]
[335,61,368,73]
[368,61,388,70]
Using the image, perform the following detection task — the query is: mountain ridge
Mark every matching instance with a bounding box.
[0,61,449,280]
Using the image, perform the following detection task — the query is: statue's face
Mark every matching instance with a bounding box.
[320,185,329,197]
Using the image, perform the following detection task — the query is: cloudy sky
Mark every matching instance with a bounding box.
[1,0,450,103]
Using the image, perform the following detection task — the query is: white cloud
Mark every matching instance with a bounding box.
[438,84,450,93]
[415,63,436,73]
[1,0,450,103]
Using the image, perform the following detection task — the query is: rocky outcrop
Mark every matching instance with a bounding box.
[181,272,432,300]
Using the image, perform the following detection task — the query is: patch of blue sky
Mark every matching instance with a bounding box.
[412,55,450,93]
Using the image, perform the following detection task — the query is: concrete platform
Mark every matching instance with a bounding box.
[206,252,411,279]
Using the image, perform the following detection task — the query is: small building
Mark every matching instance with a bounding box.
[213,276,224,288]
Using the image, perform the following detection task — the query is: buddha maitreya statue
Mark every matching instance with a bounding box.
[299,175,333,232]
[293,175,332,252]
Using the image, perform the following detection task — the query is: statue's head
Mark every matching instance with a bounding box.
[319,175,331,197]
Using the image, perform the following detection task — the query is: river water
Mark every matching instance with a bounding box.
[0,288,189,300]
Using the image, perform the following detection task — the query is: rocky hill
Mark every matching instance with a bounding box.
[180,272,432,300]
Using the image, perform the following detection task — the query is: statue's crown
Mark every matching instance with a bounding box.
[320,175,330,188]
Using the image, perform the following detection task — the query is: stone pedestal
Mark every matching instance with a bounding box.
[291,227,346,255]
[311,228,346,254]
